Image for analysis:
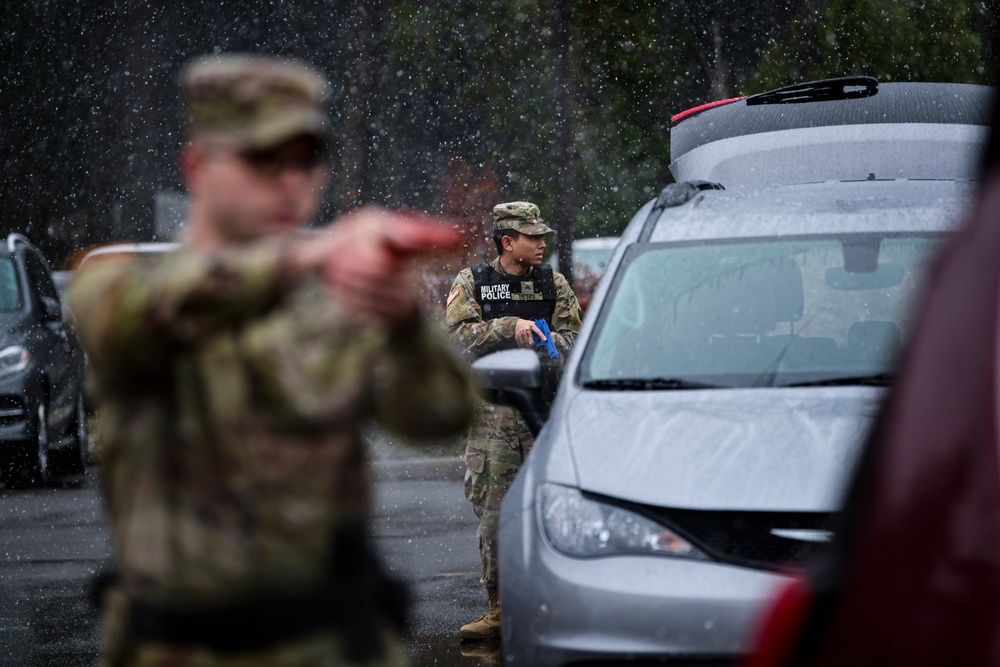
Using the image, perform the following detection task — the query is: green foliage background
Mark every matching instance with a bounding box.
[746,0,993,91]
[385,0,994,239]
[0,0,994,264]
[384,0,682,237]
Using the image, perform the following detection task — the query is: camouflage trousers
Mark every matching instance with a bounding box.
[463,401,534,590]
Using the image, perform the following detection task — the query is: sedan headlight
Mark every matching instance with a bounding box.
[539,483,708,559]
[0,346,29,379]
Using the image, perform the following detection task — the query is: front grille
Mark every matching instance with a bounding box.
[0,394,25,426]
[649,506,837,571]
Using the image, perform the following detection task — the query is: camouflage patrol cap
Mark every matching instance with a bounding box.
[492,201,554,236]
[181,53,330,151]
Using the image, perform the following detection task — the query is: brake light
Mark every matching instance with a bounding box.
[671,96,746,124]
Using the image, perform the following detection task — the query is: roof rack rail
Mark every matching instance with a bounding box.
[6,233,30,253]
[746,76,878,106]
[639,181,724,242]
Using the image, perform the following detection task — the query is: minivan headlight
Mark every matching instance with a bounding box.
[539,483,707,559]
[0,346,29,379]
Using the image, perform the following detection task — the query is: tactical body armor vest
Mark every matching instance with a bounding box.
[471,263,557,323]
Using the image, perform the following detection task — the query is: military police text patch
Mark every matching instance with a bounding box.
[479,284,512,301]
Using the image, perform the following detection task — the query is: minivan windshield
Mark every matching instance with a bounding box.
[0,258,21,312]
[582,234,943,388]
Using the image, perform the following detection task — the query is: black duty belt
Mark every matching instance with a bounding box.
[96,525,409,662]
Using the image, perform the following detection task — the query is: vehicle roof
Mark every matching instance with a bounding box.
[76,242,180,268]
[573,236,620,250]
[672,82,994,156]
[4,233,36,255]
[624,179,974,246]
[669,81,996,188]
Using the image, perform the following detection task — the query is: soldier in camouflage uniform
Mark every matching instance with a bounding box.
[69,54,476,667]
[446,202,582,641]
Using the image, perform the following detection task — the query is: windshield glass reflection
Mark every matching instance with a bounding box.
[584,234,943,387]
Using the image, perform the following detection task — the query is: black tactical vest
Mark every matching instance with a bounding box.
[471,263,557,323]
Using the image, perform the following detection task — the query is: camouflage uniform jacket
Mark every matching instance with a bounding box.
[69,240,476,665]
[446,258,581,457]
[446,258,581,360]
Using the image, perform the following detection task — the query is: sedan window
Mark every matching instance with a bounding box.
[0,259,21,312]
[583,235,943,388]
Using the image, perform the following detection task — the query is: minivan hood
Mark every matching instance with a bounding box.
[565,387,881,512]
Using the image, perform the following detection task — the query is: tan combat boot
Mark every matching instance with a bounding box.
[459,587,502,641]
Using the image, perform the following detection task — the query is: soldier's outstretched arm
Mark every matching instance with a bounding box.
[321,209,478,438]
[310,207,466,328]
[70,207,463,381]
[237,217,476,437]
[69,241,302,381]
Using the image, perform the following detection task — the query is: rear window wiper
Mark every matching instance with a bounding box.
[779,373,894,388]
[745,76,878,106]
[582,378,722,391]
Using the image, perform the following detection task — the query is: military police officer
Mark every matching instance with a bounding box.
[70,54,476,667]
[446,201,583,641]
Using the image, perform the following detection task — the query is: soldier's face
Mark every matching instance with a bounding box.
[505,232,546,268]
[189,136,330,244]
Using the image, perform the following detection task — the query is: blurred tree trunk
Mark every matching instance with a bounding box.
[339,0,384,211]
[115,3,162,241]
[708,21,730,99]
[674,0,811,101]
[551,0,575,287]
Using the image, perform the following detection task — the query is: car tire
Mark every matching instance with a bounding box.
[27,401,51,486]
[60,393,89,475]
[9,401,51,488]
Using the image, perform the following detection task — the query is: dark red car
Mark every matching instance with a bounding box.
[746,87,1000,667]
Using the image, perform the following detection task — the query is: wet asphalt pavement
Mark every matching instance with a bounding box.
[0,458,503,666]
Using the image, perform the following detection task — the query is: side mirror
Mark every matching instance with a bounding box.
[40,296,62,322]
[471,349,550,437]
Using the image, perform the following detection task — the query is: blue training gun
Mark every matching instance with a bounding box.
[533,319,560,359]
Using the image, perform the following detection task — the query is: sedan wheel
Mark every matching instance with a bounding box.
[23,402,51,487]
[63,393,89,474]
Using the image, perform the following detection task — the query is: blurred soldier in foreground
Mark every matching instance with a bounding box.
[446,202,582,641]
[69,54,476,667]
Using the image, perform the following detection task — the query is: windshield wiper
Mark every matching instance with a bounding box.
[582,378,721,391]
[778,373,894,388]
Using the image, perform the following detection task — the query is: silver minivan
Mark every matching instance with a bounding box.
[477,79,992,666]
